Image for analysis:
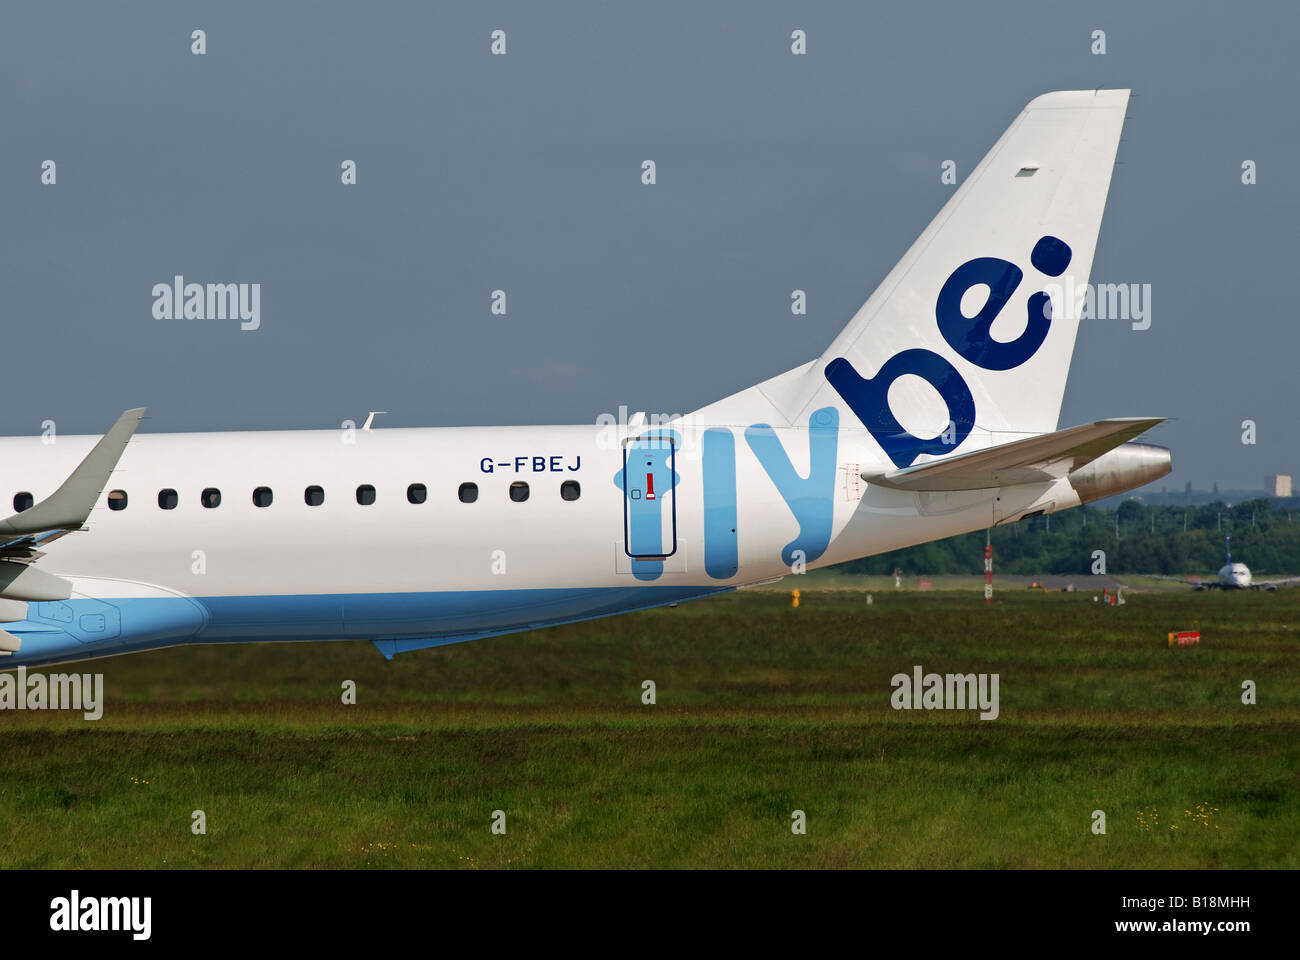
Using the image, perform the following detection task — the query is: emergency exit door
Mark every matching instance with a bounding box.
[622,436,677,558]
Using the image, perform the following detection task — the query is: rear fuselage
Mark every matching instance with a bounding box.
[0,419,1076,666]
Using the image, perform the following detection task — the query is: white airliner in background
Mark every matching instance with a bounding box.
[1,90,1170,669]
[1181,535,1300,591]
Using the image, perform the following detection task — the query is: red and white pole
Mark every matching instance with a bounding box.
[984,531,993,605]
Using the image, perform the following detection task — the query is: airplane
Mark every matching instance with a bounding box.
[0,89,1171,669]
[1179,535,1300,591]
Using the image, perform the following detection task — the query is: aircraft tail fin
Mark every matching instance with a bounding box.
[693,90,1130,470]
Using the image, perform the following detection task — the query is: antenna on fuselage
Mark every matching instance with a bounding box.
[362,411,387,431]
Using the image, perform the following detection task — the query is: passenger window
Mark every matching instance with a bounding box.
[356,484,376,506]
[253,486,273,508]
[201,488,221,509]
[107,490,128,511]
[13,492,33,513]
[509,481,530,502]
[560,480,581,501]
[305,485,325,507]
[158,489,179,510]
[458,482,478,504]
[407,483,427,504]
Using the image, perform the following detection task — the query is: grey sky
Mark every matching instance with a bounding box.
[3,1,1295,491]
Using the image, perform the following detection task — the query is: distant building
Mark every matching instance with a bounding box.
[1269,474,1293,498]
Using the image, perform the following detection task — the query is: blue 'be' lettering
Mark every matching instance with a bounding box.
[826,235,1071,469]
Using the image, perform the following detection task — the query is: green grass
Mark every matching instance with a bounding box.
[1,587,1297,868]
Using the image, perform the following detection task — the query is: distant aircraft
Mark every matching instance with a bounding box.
[0,89,1171,669]
[1183,535,1300,591]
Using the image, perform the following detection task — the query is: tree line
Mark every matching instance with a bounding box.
[833,498,1300,576]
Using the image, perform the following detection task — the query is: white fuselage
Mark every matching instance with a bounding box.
[1218,562,1252,588]
[0,90,1146,667]
[0,420,1074,666]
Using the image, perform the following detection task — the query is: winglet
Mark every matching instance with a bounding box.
[0,408,146,536]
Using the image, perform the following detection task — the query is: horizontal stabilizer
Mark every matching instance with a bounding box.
[862,418,1164,491]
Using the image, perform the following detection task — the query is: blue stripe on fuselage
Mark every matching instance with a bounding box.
[0,585,732,668]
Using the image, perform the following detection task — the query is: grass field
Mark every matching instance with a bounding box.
[1,581,1297,868]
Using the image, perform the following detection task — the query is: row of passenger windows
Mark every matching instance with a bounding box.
[10,481,581,513]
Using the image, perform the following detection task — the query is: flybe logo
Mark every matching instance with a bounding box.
[614,237,1073,583]
[826,236,1072,469]
[616,414,839,583]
